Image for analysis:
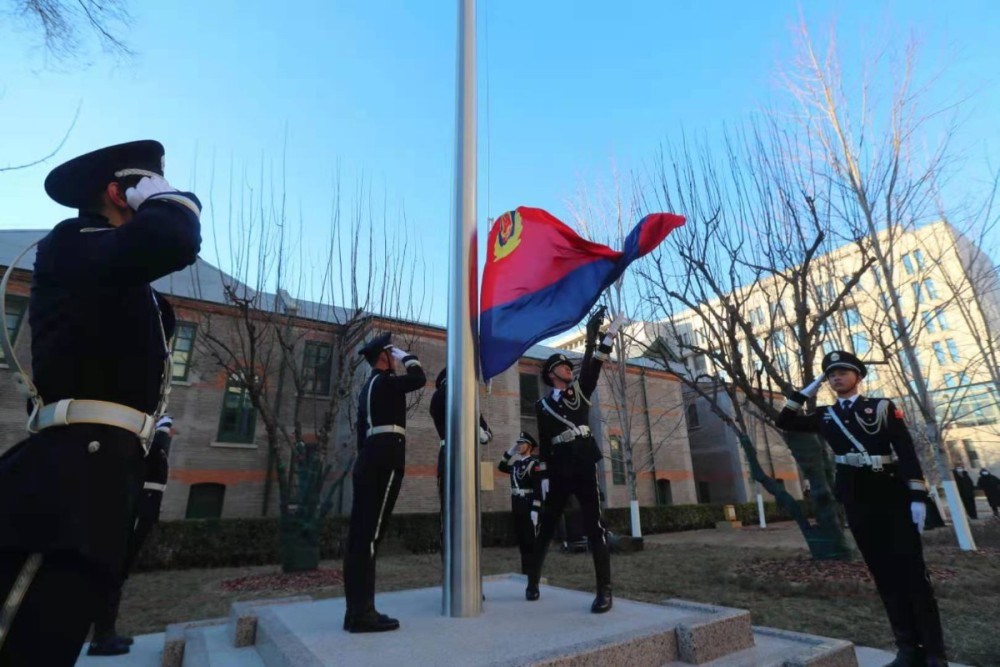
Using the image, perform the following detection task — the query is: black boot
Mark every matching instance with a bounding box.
[525,574,540,601]
[924,658,949,667]
[591,585,613,614]
[882,646,922,667]
[345,610,400,633]
[87,636,130,656]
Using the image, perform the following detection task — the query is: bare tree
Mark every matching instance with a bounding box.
[194,158,430,570]
[634,119,883,560]
[5,0,133,61]
[782,18,998,549]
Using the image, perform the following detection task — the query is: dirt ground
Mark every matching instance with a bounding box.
[118,519,1000,666]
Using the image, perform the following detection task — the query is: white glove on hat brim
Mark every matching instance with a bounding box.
[389,347,408,361]
[126,175,177,211]
[800,375,826,398]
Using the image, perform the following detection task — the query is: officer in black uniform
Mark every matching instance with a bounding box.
[88,413,176,656]
[526,307,619,614]
[776,351,948,667]
[429,367,493,555]
[0,141,200,666]
[343,333,425,633]
[498,432,542,575]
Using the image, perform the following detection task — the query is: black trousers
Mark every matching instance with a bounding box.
[512,509,536,575]
[91,515,156,639]
[529,467,610,589]
[845,498,946,657]
[0,551,104,667]
[343,461,403,615]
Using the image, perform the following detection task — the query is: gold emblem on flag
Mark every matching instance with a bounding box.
[493,210,523,261]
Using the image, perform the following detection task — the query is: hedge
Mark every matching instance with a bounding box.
[134,500,812,572]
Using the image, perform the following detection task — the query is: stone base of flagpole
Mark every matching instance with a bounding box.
[74,574,977,667]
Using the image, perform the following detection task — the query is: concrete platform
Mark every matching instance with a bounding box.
[74,576,971,667]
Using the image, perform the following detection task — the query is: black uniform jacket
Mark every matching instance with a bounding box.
[356,356,426,470]
[0,197,201,572]
[776,391,928,504]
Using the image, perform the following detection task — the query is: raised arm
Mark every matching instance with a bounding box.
[775,377,825,433]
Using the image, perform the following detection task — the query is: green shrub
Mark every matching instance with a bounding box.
[134,500,812,571]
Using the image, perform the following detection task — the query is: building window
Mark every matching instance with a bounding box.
[656,479,673,506]
[185,483,226,519]
[775,351,790,374]
[962,440,981,468]
[945,339,960,363]
[686,403,700,429]
[850,332,870,356]
[935,308,949,330]
[519,372,540,417]
[1,295,28,364]
[922,311,936,334]
[609,436,626,485]
[902,253,915,276]
[697,481,711,504]
[217,375,257,443]
[171,322,197,381]
[943,372,956,387]
[301,341,333,395]
[933,342,946,365]
[866,366,879,383]
[691,354,707,375]
[843,307,861,328]
[912,281,923,304]
[920,279,938,301]
[914,249,926,269]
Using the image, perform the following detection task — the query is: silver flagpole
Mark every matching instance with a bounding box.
[444,0,481,617]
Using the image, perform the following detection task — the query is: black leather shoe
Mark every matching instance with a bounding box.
[87,637,130,656]
[525,580,540,601]
[591,585,613,614]
[345,611,400,633]
[924,658,949,667]
[115,635,134,646]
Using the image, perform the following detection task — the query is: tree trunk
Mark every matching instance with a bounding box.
[781,433,852,560]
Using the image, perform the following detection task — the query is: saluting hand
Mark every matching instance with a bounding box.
[126,175,177,210]
[389,346,409,361]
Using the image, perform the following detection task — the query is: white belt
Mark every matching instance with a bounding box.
[551,425,592,444]
[834,452,897,471]
[511,489,534,497]
[144,482,167,492]
[368,424,405,437]
[30,399,156,450]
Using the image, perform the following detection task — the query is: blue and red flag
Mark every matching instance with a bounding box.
[479,207,685,379]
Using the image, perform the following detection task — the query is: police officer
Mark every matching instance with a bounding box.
[429,367,492,555]
[498,432,542,575]
[0,141,200,666]
[776,351,948,667]
[88,413,176,656]
[526,307,621,614]
[343,333,425,633]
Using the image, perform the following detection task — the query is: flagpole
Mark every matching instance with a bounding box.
[444,0,481,617]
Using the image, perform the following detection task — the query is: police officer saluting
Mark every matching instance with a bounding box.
[526,306,620,614]
[776,351,948,667]
[498,432,542,576]
[343,333,425,633]
[0,141,200,666]
[429,367,492,555]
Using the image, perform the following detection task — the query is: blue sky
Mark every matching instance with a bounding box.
[2,0,998,326]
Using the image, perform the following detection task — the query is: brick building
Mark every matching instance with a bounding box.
[1,230,696,520]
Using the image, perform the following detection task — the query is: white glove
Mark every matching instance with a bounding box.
[126,175,177,210]
[479,426,493,445]
[389,346,408,361]
[602,313,628,345]
[530,510,539,528]
[911,501,926,534]
[541,478,549,500]
[800,375,825,398]
[506,443,520,457]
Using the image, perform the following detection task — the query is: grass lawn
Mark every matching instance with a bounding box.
[118,519,1000,666]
